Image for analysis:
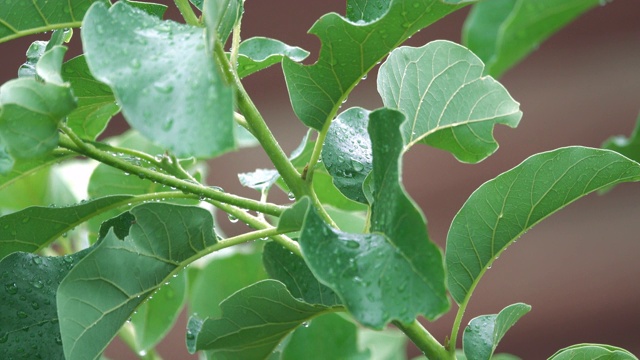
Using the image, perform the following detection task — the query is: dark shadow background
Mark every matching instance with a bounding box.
[1,1,639,358]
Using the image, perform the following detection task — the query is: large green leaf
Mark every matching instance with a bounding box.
[446,147,640,305]
[463,303,531,360]
[82,1,234,158]
[299,108,448,329]
[283,0,463,130]
[188,279,334,358]
[377,40,521,163]
[0,0,106,43]
[0,195,134,259]
[62,55,120,140]
[57,203,218,360]
[0,250,89,359]
[237,37,309,79]
[462,0,600,78]
[548,344,638,360]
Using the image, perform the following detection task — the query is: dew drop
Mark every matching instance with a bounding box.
[0,333,8,343]
[154,83,174,94]
[186,330,195,340]
[130,58,141,69]
[17,311,28,319]
[351,160,364,172]
[228,214,238,223]
[139,350,147,356]
[345,240,359,249]
[31,301,39,310]
[32,257,43,266]
[5,282,18,295]
[287,192,296,201]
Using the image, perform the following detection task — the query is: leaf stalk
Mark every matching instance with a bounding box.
[393,320,451,360]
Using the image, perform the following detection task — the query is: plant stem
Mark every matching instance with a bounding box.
[58,130,286,217]
[449,298,470,356]
[394,320,450,360]
[174,0,200,27]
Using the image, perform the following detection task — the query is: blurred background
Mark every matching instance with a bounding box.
[1,1,639,358]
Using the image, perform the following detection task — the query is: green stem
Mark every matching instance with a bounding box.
[174,0,200,27]
[394,320,450,360]
[449,297,470,356]
[58,130,286,217]
[229,14,242,69]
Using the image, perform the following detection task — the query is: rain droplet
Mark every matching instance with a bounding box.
[32,257,43,266]
[31,280,44,289]
[31,302,39,310]
[22,217,30,223]
[154,83,174,94]
[17,311,28,319]
[0,333,8,343]
[287,192,295,201]
[186,330,195,340]
[228,214,238,223]
[139,350,147,356]
[345,240,359,249]
[130,58,141,69]
[5,283,18,295]
[351,160,364,172]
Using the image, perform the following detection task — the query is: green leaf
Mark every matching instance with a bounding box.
[62,55,120,140]
[263,240,341,307]
[445,147,640,305]
[276,197,312,233]
[377,40,521,163]
[82,1,234,158]
[346,0,388,23]
[204,0,243,45]
[282,0,462,130]
[238,168,280,192]
[463,303,531,360]
[130,271,187,353]
[281,313,370,360]
[18,29,70,78]
[123,0,168,18]
[463,0,600,78]
[189,279,333,357]
[0,250,89,359]
[57,203,218,360]
[237,37,309,79]
[0,195,134,259]
[0,0,106,43]
[603,114,640,163]
[190,0,204,11]
[548,344,638,360]
[0,150,73,191]
[188,249,268,319]
[322,107,372,203]
[299,108,449,328]
[358,328,408,360]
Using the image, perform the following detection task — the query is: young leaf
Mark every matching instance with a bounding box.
[462,0,601,78]
[322,107,373,203]
[18,29,70,78]
[603,114,640,164]
[0,250,89,359]
[276,197,312,233]
[188,279,334,357]
[82,1,234,158]
[0,0,106,43]
[446,147,640,305]
[263,241,341,307]
[238,168,280,192]
[283,0,463,130]
[0,195,134,259]
[130,271,187,354]
[204,0,243,45]
[61,55,120,140]
[237,37,309,79]
[462,303,531,360]
[377,40,521,163]
[57,203,218,360]
[548,344,638,360]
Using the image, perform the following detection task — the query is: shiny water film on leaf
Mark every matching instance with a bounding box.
[463,303,531,360]
[81,1,234,158]
[463,0,602,78]
[548,344,638,360]
[446,147,640,305]
[283,0,463,130]
[57,203,218,360]
[377,40,521,163]
[0,250,89,359]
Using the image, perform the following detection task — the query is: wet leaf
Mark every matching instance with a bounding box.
[204,0,243,45]
[377,40,521,163]
[123,0,168,18]
[548,344,638,360]
[0,150,74,191]
[237,37,309,78]
[446,147,640,305]
[276,197,311,233]
[82,1,234,158]
[238,168,280,192]
[18,29,70,78]
[57,203,218,360]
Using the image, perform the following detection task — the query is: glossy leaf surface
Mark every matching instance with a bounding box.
[58,203,218,360]
[463,0,600,78]
[82,2,234,158]
[0,0,105,43]
[463,303,531,360]
[0,251,88,359]
[446,147,640,304]
[18,29,70,78]
[189,279,332,358]
[548,344,638,360]
[237,37,309,79]
[377,40,521,163]
[283,0,462,130]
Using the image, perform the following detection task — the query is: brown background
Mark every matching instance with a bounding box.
[1,1,639,358]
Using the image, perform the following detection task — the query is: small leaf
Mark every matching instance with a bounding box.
[82,1,234,158]
[130,271,187,353]
[0,0,106,43]
[237,37,309,79]
[0,250,89,359]
[58,203,218,360]
[446,147,640,305]
[377,40,521,163]
[238,168,280,192]
[204,0,243,45]
[189,279,333,357]
[548,344,638,360]
[463,303,531,360]
[62,55,120,140]
[322,107,373,203]
[463,0,601,78]
[283,0,463,130]
[263,240,341,307]
[0,195,134,259]
[18,29,70,78]
[276,197,312,233]
[603,114,640,164]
